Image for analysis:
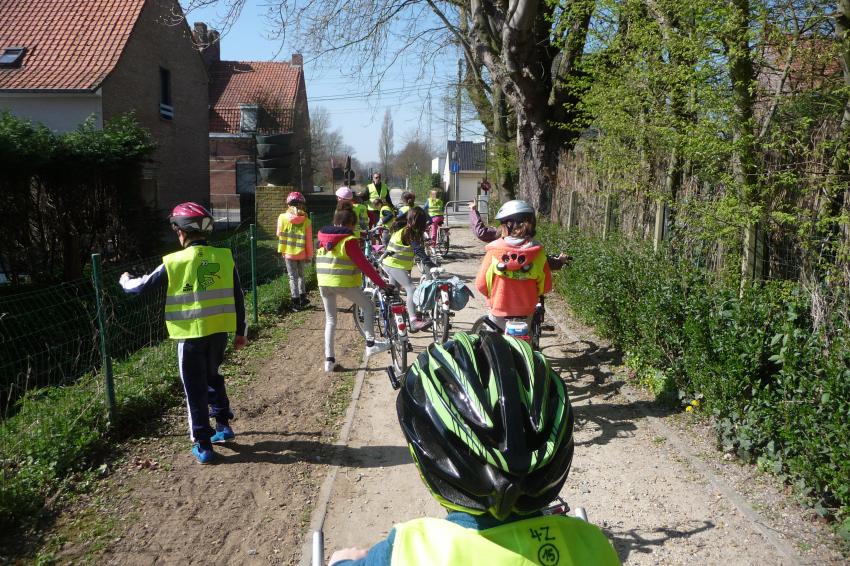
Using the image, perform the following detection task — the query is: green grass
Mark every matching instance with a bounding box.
[0,264,318,551]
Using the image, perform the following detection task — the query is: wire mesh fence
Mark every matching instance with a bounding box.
[0,211,333,420]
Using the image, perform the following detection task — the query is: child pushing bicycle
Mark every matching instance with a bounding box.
[328,332,621,565]
[475,200,553,330]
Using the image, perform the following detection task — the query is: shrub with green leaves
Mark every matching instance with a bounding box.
[537,222,850,519]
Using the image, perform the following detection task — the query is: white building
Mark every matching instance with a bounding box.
[441,140,486,210]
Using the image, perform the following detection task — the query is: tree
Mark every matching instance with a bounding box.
[379,109,394,182]
[186,0,595,214]
[310,107,350,186]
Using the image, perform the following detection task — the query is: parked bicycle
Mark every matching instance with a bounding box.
[470,295,554,351]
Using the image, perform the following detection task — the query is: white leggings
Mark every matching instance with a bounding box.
[319,286,375,360]
[285,258,307,297]
[382,265,416,320]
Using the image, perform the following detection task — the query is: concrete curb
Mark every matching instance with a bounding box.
[544,304,803,565]
[298,352,372,566]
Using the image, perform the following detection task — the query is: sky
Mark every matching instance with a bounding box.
[182,1,486,164]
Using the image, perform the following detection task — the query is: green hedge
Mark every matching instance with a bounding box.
[537,223,850,519]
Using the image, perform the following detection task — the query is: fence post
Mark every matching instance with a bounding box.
[249,223,259,325]
[740,222,764,285]
[566,191,578,229]
[602,194,613,240]
[653,200,666,252]
[91,253,116,423]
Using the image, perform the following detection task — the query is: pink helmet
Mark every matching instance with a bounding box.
[169,202,214,233]
[286,191,305,204]
[335,186,354,200]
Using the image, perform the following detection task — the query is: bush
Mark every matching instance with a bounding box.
[537,223,850,518]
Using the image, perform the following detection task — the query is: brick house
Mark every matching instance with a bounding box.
[193,23,312,222]
[0,0,210,213]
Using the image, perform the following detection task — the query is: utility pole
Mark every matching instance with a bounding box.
[455,58,462,207]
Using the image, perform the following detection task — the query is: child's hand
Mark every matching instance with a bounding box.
[329,548,368,565]
[233,335,248,350]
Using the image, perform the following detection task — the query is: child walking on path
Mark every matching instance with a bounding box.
[317,204,392,373]
[475,200,553,329]
[119,203,248,465]
[277,191,314,310]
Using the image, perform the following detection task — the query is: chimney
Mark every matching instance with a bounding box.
[192,22,221,70]
[291,53,303,66]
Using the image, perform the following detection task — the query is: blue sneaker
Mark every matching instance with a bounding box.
[210,424,235,444]
[192,443,215,464]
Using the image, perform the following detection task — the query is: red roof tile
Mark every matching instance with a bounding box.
[0,0,147,91]
[209,60,301,134]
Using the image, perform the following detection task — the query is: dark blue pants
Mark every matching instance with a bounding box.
[177,333,233,448]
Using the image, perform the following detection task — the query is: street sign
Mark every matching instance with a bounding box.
[450,161,460,173]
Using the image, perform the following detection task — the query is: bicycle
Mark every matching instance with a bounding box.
[415,259,456,344]
[470,296,553,351]
[353,280,410,374]
[428,214,450,259]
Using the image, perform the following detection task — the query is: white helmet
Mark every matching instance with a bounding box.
[495,199,534,221]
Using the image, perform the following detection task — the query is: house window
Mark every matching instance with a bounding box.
[159,67,173,120]
[0,47,26,68]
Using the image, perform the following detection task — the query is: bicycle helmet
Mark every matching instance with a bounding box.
[169,202,214,234]
[397,332,574,520]
[336,186,354,200]
[286,191,305,204]
[495,199,535,221]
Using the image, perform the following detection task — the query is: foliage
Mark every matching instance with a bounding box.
[537,223,850,519]
[0,112,157,283]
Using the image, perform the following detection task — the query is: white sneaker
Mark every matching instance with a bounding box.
[365,340,391,358]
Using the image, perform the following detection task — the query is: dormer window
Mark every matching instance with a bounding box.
[0,47,26,68]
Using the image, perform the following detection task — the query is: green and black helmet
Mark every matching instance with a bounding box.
[397,332,574,520]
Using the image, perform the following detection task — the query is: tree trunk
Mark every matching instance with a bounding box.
[516,113,558,215]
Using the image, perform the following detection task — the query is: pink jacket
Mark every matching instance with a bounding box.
[277,210,314,261]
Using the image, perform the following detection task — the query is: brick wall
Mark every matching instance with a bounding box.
[101,0,209,213]
[210,137,254,195]
[255,187,337,238]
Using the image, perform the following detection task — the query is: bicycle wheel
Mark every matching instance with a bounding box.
[433,309,450,343]
[471,315,502,336]
[352,291,381,339]
[439,229,450,257]
[390,324,408,373]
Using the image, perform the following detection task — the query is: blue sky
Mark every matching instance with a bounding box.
[183,2,485,163]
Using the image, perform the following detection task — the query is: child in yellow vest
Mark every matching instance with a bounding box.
[317,203,392,372]
[277,191,314,310]
[328,333,620,566]
[119,203,248,465]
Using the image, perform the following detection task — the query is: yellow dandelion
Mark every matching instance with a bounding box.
[685,405,694,412]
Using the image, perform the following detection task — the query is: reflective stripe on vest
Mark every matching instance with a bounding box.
[316,236,362,287]
[163,246,236,339]
[278,215,310,255]
[367,183,388,210]
[485,253,547,296]
[391,516,621,566]
[427,198,444,216]
[383,229,415,271]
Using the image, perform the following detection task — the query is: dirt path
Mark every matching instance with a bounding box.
[47,230,845,565]
[316,230,845,565]
[53,306,369,565]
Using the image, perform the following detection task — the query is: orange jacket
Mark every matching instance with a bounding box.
[276,209,314,261]
[475,238,552,318]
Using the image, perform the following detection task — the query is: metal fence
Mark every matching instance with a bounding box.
[0,212,333,419]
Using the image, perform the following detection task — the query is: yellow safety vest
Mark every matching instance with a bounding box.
[316,235,362,288]
[391,516,621,566]
[486,253,547,296]
[399,205,412,216]
[163,245,236,339]
[427,198,444,216]
[383,229,415,271]
[353,203,369,237]
[367,182,389,210]
[380,205,394,221]
[277,214,311,255]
